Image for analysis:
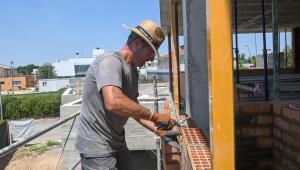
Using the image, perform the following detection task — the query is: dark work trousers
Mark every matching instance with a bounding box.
[80,147,133,170]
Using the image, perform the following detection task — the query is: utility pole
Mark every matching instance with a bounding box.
[10,60,14,95]
[153,76,158,113]
[0,83,3,120]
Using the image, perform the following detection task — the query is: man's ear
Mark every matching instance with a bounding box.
[133,38,144,51]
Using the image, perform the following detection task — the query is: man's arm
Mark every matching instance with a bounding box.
[102,85,178,130]
[134,118,157,133]
[102,85,153,120]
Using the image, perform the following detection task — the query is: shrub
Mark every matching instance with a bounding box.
[0,119,4,125]
[2,92,62,119]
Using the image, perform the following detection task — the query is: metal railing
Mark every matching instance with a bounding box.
[0,111,80,169]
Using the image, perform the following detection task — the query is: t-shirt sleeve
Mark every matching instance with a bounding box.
[93,56,123,92]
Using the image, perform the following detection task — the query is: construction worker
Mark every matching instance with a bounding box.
[75,19,181,170]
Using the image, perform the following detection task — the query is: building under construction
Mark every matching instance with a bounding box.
[1,0,300,169]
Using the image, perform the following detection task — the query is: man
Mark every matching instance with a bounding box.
[75,19,181,170]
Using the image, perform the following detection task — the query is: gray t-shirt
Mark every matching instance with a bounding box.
[75,52,139,157]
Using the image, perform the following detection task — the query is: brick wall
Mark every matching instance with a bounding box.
[236,102,274,170]
[237,101,300,170]
[273,102,300,170]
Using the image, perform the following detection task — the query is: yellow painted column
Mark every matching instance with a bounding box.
[208,0,235,169]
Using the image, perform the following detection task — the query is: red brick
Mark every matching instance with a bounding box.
[238,102,272,115]
[280,132,300,151]
[290,124,300,136]
[296,152,300,165]
[236,128,242,136]
[257,159,273,168]
[290,136,300,151]
[273,127,282,139]
[282,106,300,122]
[282,158,299,170]
[286,148,299,163]
[162,141,179,154]
[182,128,209,145]
[273,147,281,160]
[274,117,289,132]
[273,101,284,116]
[256,137,273,148]
[273,139,284,151]
[242,127,272,137]
[257,115,273,125]
[187,145,211,170]
[165,153,181,162]
[165,163,180,170]
[282,133,293,146]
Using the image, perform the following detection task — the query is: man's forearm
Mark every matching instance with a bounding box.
[110,94,152,120]
[134,118,157,133]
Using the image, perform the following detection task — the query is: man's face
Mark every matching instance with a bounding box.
[133,42,155,67]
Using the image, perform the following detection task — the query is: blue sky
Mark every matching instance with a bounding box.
[0,0,292,67]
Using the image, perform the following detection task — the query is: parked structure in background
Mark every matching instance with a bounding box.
[52,48,105,77]
[0,76,35,91]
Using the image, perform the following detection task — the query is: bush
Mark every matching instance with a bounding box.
[2,92,62,119]
[0,119,4,125]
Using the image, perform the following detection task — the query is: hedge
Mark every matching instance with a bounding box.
[2,92,62,120]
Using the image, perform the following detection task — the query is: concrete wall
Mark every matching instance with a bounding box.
[182,0,210,132]
[61,88,81,105]
[38,79,70,92]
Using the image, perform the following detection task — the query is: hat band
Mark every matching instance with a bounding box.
[136,26,160,49]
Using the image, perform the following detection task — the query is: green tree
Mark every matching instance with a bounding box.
[283,46,293,68]
[17,64,39,75]
[250,55,256,66]
[37,63,56,79]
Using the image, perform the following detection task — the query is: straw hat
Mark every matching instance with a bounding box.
[123,19,165,58]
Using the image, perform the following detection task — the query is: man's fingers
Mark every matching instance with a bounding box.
[173,119,181,127]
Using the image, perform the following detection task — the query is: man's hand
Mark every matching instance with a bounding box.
[150,112,180,130]
[156,129,182,152]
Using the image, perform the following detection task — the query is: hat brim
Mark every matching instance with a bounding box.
[123,24,161,59]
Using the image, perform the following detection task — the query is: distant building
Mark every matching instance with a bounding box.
[0,64,17,77]
[255,52,285,69]
[0,76,35,91]
[143,47,185,81]
[52,48,105,77]
[256,53,273,69]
